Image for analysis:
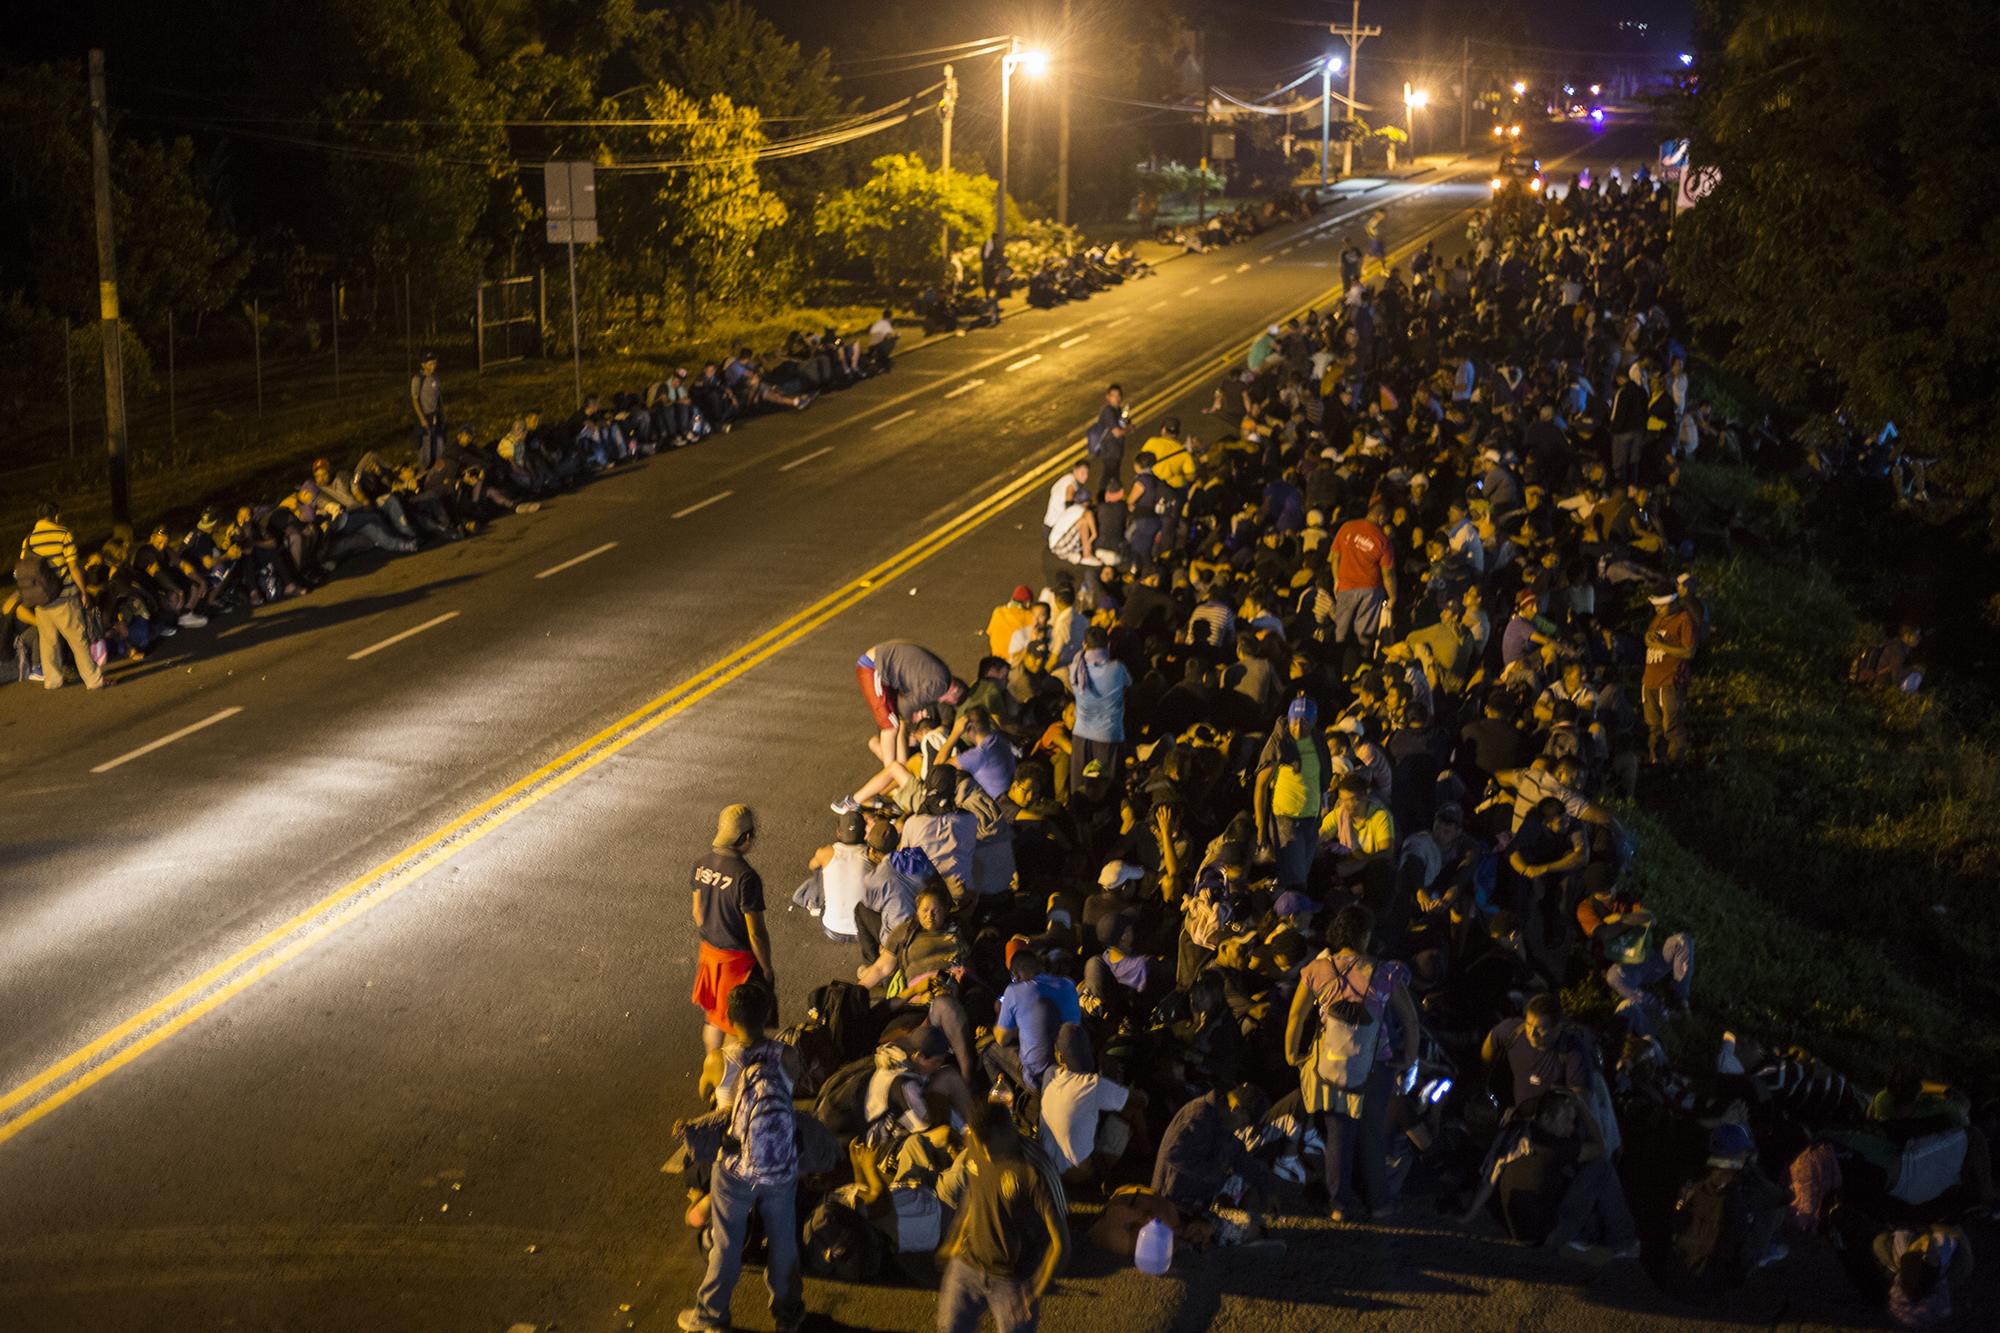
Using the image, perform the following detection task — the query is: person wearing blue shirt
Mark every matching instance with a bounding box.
[988,948,1083,1095]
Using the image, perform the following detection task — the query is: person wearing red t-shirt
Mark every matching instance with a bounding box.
[1330,502,1399,656]
[1641,590,1698,764]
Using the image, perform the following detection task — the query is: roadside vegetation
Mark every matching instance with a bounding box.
[1618,461,2000,1084]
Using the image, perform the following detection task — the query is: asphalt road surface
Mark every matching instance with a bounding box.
[0,117,1891,1331]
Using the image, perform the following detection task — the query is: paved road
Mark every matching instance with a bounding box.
[0,119,1888,1332]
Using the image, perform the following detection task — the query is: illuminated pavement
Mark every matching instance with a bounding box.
[0,120,1874,1330]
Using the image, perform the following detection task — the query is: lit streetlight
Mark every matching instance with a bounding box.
[1511,79,1528,96]
[995,40,1049,259]
[1404,82,1429,159]
[1319,54,1345,186]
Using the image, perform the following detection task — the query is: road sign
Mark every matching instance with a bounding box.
[544,160,597,244]
[1210,131,1236,161]
[546,218,599,244]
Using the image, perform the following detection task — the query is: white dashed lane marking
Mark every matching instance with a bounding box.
[346,612,461,662]
[779,445,834,471]
[943,379,986,400]
[533,542,617,580]
[671,490,734,519]
[91,707,244,775]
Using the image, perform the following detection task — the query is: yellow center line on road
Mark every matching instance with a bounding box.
[0,183,1513,1149]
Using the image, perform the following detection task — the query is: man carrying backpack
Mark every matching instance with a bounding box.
[16,500,106,691]
[1659,1122,1790,1300]
[680,982,806,1333]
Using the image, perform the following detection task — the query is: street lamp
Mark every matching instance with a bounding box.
[1511,79,1527,96]
[1319,54,1345,186]
[1404,83,1429,159]
[995,40,1049,261]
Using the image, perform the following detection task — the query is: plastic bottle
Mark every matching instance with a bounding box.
[1135,1217,1173,1275]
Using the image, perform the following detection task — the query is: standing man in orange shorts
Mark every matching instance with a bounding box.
[691,804,775,1058]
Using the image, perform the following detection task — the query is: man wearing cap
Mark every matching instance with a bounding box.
[1330,502,1398,661]
[989,948,1083,1096]
[1255,696,1332,889]
[409,350,444,469]
[985,584,1038,660]
[798,810,870,943]
[1642,588,1697,765]
[691,804,774,1058]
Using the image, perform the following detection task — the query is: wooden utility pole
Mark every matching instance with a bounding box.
[1329,1,1382,179]
[1056,0,1072,225]
[940,63,957,272]
[87,49,130,522]
[1460,34,1472,148]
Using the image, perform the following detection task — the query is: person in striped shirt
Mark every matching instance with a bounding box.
[16,501,106,690]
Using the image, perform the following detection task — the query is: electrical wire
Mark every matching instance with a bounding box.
[831,35,1010,68]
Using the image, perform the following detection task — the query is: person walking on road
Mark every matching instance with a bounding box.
[1330,501,1398,664]
[15,500,107,691]
[937,1102,1068,1333]
[691,804,775,1058]
[679,981,806,1333]
[410,351,444,469]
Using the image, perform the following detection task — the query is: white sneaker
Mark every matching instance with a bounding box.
[830,795,860,814]
[178,612,209,628]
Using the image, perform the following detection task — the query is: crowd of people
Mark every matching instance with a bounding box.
[7,318,900,691]
[674,174,1990,1333]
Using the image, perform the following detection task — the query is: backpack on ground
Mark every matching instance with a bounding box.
[1668,1172,1752,1294]
[774,1020,840,1101]
[1312,957,1380,1092]
[13,553,60,609]
[812,1054,879,1140]
[726,1043,797,1182]
[807,979,877,1062]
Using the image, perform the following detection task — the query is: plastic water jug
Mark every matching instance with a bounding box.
[1135,1217,1173,1275]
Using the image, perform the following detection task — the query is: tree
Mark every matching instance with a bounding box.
[815,155,994,289]
[0,61,248,327]
[636,85,788,334]
[1672,0,2000,519]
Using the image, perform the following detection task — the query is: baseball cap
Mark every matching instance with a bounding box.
[1273,890,1315,919]
[1012,584,1034,604]
[1517,589,1540,611]
[1707,1121,1755,1167]
[1287,695,1319,726]
[835,810,866,845]
[1098,859,1145,889]
[713,803,755,848]
[865,819,898,854]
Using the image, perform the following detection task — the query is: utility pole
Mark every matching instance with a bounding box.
[997,43,1013,256]
[1329,1,1381,179]
[940,63,957,272]
[1056,0,1072,225]
[1460,34,1472,148]
[87,49,130,523]
[1196,30,1209,222]
[1320,58,1334,186]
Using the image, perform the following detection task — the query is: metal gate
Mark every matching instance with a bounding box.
[475,272,544,372]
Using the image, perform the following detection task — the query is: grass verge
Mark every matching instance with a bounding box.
[1624,462,2000,1084]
